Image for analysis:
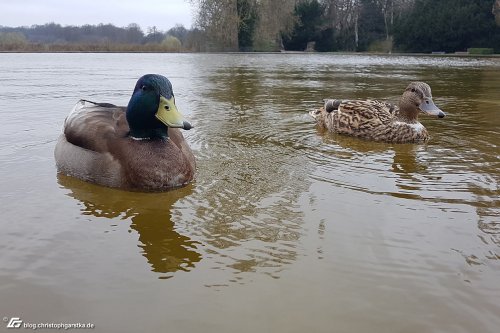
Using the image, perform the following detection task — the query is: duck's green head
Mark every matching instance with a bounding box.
[126,74,192,139]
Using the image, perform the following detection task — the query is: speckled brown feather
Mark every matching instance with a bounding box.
[310,100,429,143]
[309,82,441,143]
[55,100,195,191]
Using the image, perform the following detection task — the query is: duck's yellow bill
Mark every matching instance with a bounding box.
[156,96,192,130]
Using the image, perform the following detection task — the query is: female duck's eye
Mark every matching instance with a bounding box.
[411,88,416,92]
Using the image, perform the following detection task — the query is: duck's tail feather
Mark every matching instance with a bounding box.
[80,99,118,108]
[323,99,343,113]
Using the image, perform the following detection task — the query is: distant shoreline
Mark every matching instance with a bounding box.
[1,50,499,58]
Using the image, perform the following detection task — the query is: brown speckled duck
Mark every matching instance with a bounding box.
[54,74,196,191]
[309,82,445,143]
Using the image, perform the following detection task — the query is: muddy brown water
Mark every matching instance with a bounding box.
[0,53,499,332]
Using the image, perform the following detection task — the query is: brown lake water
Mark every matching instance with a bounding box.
[0,53,499,332]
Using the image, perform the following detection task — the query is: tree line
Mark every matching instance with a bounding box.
[190,0,500,53]
[1,0,499,53]
[0,22,201,52]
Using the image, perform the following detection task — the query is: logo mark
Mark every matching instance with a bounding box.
[6,317,22,329]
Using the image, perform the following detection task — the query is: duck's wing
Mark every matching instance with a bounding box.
[335,99,397,134]
[63,100,129,153]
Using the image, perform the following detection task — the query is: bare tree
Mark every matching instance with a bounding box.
[253,0,297,51]
[494,0,500,26]
[189,0,239,51]
[372,0,416,47]
[190,0,297,51]
[322,0,361,49]
[373,0,392,41]
[187,0,418,51]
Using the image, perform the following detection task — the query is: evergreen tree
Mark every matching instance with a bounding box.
[394,0,500,53]
[282,0,325,51]
[237,0,259,51]
[357,0,386,51]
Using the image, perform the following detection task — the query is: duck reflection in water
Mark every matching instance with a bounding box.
[313,127,436,199]
[316,126,426,169]
[57,174,201,278]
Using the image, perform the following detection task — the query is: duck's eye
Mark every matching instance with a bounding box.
[411,88,416,92]
[164,105,170,111]
[141,85,148,91]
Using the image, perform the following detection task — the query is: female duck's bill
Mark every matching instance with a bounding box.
[420,96,445,118]
[407,81,445,118]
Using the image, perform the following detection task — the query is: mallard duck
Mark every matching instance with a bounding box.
[54,74,196,191]
[309,82,445,143]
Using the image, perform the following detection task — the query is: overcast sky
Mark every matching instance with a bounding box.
[0,0,194,32]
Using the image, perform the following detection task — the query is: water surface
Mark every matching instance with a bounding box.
[0,53,499,332]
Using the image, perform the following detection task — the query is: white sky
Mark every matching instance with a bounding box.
[0,0,194,32]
